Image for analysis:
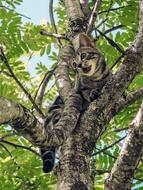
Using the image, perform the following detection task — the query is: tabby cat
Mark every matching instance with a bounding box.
[73,33,111,102]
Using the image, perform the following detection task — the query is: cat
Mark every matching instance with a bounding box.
[72,33,111,102]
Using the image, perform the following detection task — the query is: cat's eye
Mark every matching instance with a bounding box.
[78,63,82,68]
[81,53,87,60]
[73,62,77,69]
[89,52,96,57]
[87,52,98,59]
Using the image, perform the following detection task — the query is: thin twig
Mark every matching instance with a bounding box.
[99,5,130,15]
[95,147,117,159]
[0,5,31,20]
[95,147,143,182]
[34,68,56,109]
[92,136,126,156]
[105,0,113,17]
[115,87,143,114]
[86,0,102,34]
[96,18,108,30]
[111,53,125,69]
[96,169,110,174]
[0,139,40,156]
[0,143,20,168]
[95,0,113,31]
[1,133,16,139]
[97,29,124,54]
[96,3,125,32]
[45,82,56,97]
[0,70,12,77]
[0,143,13,157]
[104,25,126,35]
[134,177,143,182]
[113,127,129,133]
[49,0,62,47]
[0,47,44,118]
[40,29,68,40]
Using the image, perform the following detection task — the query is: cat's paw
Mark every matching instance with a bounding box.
[89,89,100,101]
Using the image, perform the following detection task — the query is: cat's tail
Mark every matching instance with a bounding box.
[40,146,56,173]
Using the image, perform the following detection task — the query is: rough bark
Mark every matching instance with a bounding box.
[54,1,94,189]
[55,0,143,189]
[0,97,46,146]
[55,44,73,101]
[0,93,82,148]
[104,102,143,190]
[56,0,143,189]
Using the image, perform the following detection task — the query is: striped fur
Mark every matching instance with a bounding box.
[73,33,111,102]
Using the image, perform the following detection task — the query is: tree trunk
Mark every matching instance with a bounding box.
[57,127,94,190]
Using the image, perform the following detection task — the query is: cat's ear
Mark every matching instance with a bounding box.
[79,33,95,48]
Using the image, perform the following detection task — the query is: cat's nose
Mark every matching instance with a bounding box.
[78,63,82,68]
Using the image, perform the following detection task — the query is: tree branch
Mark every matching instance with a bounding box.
[55,62,71,101]
[0,138,39,156]
[0,70,12,77]
[105,0,113,17]
[80,0,89,4]
[92,136,126,156]
[114,87,143,115]
[55,44,73,101]
[99,5,130,15]
[80,0,90,18]
[86,0,102,34]
[112,127,128,133]
[96,169,110,175]
[0,143,20,168]
[49,0,62,47]
[40,29,68,40]
[0,143,13,157]
[104,24,126,35]
[0,92,82,148]
[111,53,125,69]
[64,0,87,39]
[34,68,56,109]
[95,147,117,159]
[0,5,31,20]
[97,29,125,54]
[78,0,143,157]
[104,102,143,190]
[64,0,84,21]
[95,0,113,32]
[0,97,46,145]
[95,18,108,30]
[83,0,143,137]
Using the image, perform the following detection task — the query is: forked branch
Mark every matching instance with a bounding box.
[105,102,143,190]
[0,91,82,148]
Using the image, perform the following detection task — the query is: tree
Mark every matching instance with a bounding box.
[0,0,143,189]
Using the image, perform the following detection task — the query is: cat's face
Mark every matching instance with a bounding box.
[74,48,100,76]
[73,33,101,76]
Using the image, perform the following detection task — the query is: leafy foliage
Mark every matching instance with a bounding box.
[0,0,143,189]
